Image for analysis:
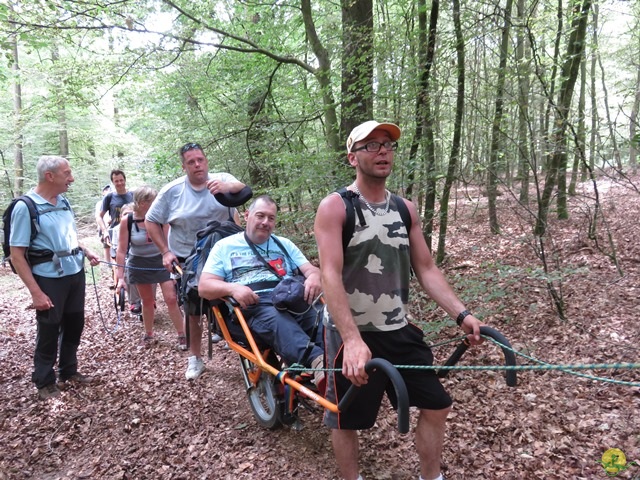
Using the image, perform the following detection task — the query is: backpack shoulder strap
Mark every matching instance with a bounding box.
[23,196,38,240]
[14,196,40,241]
[336,187,366,252]
[270,235,301,275]
[127,213,134,237]
[244,232,283,278]
[392,194,412,233]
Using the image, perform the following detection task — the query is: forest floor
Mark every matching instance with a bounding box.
[0,176,639,480]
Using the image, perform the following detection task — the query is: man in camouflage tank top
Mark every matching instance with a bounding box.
[315,121,484,480]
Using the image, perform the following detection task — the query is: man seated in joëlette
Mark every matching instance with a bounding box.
[198,194,325,393]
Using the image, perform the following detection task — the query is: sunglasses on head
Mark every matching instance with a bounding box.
[180,142,202,154]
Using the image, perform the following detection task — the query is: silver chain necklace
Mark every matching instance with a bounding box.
[352,184,390,216]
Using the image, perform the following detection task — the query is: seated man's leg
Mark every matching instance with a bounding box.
[244,303,322,366]
[297,306,324,350]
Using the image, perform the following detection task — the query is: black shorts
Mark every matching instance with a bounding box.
[323,323,452,430]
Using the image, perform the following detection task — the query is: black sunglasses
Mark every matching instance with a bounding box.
[180,142,202,154]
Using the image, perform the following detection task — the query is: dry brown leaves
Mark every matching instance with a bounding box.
[0,176,639,480]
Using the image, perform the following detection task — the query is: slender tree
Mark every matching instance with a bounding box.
[51,44,69,158]
[487,0,514,235]
[535,0,592,236]
[516,0,532,204]
[10,20,23,196]
[569,52,587,195]
[435,0,465,263]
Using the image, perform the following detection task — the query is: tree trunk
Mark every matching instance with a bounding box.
[340,0,373,138]
[435,0,464,264]
[569,53,587,196]
[535,0,592,236]
[420,0,440,251]
[630,63,640,174]
[11,30,24,196]
[595,6,622,172]
[487,0,514,235]
[586,4,598,181]
[301,0,340,153]
[516,0,531,204]
[406,0,429,200]
[51,44,69,158]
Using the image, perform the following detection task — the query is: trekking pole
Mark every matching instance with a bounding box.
[172,262,189,350]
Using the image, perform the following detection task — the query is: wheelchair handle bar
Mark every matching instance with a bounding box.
[338,358,410,434]
[437,326,517,387]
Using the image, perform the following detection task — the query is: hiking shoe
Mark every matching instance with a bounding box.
[178,335,188,351]
[185,356,205,380]
[142,335,157,347]
[58,373,94,389]
[130,304,142,315]
[38,383,61,400]
[311,355,326,396]
[211,333,222,344]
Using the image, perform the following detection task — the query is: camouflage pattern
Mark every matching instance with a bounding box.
[341,194,411,332]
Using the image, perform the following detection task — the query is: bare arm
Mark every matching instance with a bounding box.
[198,272,258,309]
[314,194,371,386]
[298,262,322,304]
[403,198,482,343]
[115,219,129,289]
[145,220,175,272]
[98,210,110,242]
[206,179,246,195]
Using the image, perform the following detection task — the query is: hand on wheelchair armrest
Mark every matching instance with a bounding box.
[224,296,240,307]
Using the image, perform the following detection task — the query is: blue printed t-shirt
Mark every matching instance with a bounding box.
[203,232,307,292]
[9,191,83,278]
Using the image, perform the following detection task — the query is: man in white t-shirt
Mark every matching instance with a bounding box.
[145,142,246,380]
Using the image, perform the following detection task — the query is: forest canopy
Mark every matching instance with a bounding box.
[1,1,639,290]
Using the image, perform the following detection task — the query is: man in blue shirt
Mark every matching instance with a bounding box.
[10,155,100,400]
[198,195,325,390]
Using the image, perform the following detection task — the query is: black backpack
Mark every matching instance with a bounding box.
[336,187,412,252]
[2,195,71,273]
[180,220,244,303]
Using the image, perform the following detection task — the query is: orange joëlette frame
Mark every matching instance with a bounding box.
[212,302,339,413]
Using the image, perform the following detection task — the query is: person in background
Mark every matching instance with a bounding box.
[198,195,325,391]
[145,142,246,380]
[97,169,142,312]
[116,186,186,349]
[95,184,112,264]
[314,121,484,480]
[9,155,100,400]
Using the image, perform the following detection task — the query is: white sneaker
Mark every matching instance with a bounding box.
[185,355,205,380]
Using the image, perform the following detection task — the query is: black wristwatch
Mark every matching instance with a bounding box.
[456,310,471,326]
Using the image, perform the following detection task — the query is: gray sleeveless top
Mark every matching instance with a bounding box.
[128,216,160,258]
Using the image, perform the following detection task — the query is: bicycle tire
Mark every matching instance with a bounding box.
[239,356,282,430]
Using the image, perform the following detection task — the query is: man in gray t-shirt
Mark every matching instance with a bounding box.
[145,142,246,381]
